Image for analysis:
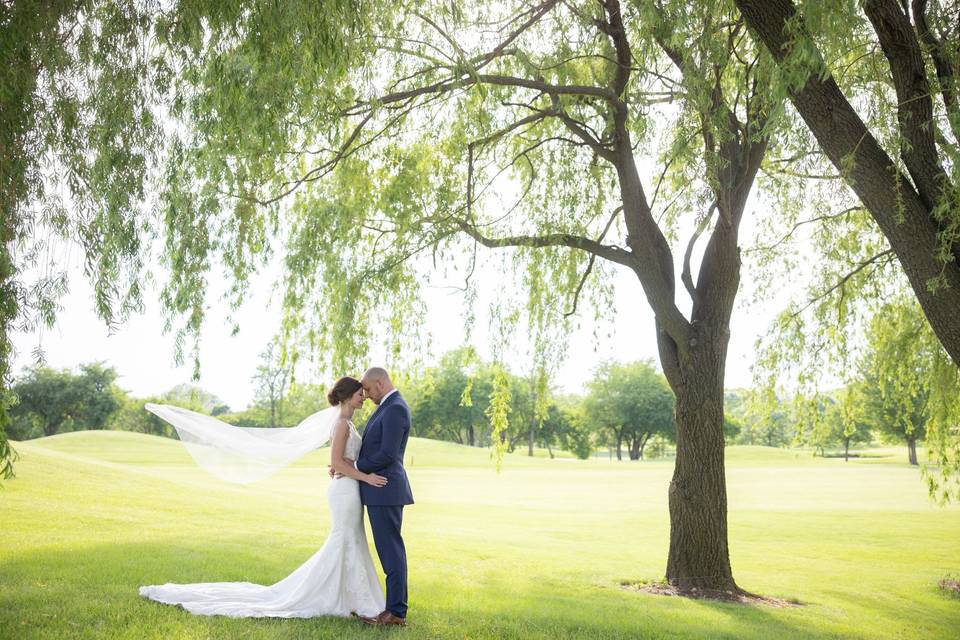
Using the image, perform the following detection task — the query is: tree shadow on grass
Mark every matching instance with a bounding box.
[0,540,944,640]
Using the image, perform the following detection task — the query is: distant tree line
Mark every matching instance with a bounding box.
[8,327,932,466]
[8,347,684,461]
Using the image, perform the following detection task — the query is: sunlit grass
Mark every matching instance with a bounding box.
[2,431,958,639]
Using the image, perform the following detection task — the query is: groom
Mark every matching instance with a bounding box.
[356,367,414,626]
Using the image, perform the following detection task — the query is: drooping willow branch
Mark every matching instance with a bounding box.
[564,206,624,317]
[789,249,897,320]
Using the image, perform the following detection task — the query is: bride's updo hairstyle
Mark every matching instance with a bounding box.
[327,376,363,406]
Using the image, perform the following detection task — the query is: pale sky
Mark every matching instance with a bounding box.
[9,199,794,411]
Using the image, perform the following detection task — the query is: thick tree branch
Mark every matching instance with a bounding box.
[469,111,553,153]
[591,1,692,347]
[474,0,561,73]
[564,252,597,318]
[912,0,960,144]
[681,202,717,305]
[600,0,632,97]
[347,73,621,117]
[863,0,948,209]
[453,219,636,269]
[553,109,618,162]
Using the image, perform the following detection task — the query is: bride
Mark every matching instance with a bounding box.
[139,376,388,618]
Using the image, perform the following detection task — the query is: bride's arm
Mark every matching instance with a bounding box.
[330,420,387,486]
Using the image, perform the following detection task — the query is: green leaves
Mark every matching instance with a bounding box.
[486,365,512,470]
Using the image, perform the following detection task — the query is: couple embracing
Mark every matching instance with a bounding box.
[140,368,414,626]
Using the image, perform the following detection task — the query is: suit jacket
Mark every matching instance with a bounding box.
[356,391,414,506]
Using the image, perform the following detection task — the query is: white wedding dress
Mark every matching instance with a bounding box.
[140,422,385,618]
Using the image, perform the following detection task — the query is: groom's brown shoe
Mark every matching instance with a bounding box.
[362,610,407,626]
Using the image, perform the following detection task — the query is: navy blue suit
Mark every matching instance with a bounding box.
[356,390,413,618]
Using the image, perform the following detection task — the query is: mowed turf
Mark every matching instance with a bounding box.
[2,431,958,639]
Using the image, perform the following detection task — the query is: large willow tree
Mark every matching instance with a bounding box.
[159,0,784,592]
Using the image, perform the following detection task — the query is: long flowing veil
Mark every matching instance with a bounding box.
[145,403,340,484]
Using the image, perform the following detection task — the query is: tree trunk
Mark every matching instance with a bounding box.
[663,337,737,592]
[639,433,650,460]
[606,0,761,594]
[44,419,63,437]
[629,435,641,460]
[546,442,554,459]
[907,437,918,465]
[616,427,624,461]
[844,436,850,462]
[528,421,535,457]
[468,424,475,447]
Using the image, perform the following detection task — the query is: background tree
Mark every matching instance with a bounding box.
[858,301,941,466]
[251,340,292,428]
[535,401,583,458]
[158,384,224,413]
[110,382,233,436]
[801,390,873,461]
[549,396,595,460]
[408,349,493,446]
[10,362,120,438]
[586,361,676,461]
[407,349,584,454]
[275,382,332,425]
[723,414,742,445]
[725,389,793,448]
[107,392,174,438]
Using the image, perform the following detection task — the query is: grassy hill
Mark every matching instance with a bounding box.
[2,431,958,639]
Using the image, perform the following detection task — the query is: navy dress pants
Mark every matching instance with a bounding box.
[366,505,407,618]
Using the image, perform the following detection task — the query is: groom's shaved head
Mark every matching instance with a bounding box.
[361,367,395,404]
[363,367,391,383]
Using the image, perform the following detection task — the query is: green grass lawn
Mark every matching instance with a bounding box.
[2,431,958,639]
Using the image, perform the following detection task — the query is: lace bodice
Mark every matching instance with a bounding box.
[344,421,362,460]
